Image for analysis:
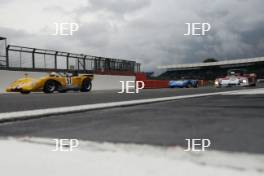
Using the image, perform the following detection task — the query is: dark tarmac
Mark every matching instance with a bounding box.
[0,87,246,112]
[0,87,263,154]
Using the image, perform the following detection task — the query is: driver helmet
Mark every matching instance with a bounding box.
[66,72,73,77]
[50,72,57,77]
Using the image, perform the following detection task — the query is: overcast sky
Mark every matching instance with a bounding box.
[0,0,264,71]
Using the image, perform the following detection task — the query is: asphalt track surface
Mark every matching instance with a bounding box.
[0,87,248,113]
[0,86,264,154]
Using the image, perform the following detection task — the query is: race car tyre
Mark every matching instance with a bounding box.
[81,79,92,92]
[43,80,57,93]
[186,83,192,88]
[58,89,67,93]
[20,91,31,94]
[57,84,67,93]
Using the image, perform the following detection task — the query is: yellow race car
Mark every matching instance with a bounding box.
[6,72,94,94]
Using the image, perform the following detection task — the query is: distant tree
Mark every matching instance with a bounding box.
[203,58,218,63]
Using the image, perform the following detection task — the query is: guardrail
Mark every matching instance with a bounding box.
[0,59,6,67]
[2,45,141,75]
[0,37,7,67]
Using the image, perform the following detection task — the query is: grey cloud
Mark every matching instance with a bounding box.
[0,27,32,45]
[42,6,71,14]
[74,22,111,48]
[182,0,264,62]
[1,0,264,72]
[74,0,151,21]
[0,0,14,5]
[89,0,151,14]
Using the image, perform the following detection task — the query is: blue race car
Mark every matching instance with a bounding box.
[169,80,198,88]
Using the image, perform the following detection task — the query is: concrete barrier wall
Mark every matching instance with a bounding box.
[0,70,135,93]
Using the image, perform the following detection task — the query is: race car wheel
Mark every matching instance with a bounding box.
[81,79,92,92]
[43,80,57,93]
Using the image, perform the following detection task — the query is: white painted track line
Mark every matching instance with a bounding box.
[222,88,264,95]
[0,88,262,122]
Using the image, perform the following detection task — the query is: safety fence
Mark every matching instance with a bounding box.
[1,44,140,75]
[0,37,7,67]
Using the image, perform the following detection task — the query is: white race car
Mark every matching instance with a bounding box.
[215,69,256,87]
